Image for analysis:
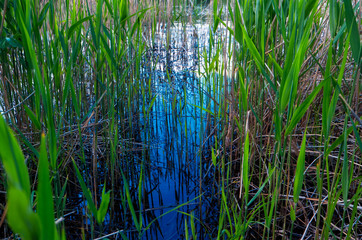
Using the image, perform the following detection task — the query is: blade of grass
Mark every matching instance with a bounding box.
[37,133,56,240]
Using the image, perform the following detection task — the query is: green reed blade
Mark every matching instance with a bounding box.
[58,30,69,60]
[7,187,41,240]
[344,0,360,64]
[238,71,248,111]
[241,26,263,72]
[67,15,93,39]
[342,127,350,207]
[185,218,189,240]
[212,147,217,166]
[142,194,203,236]
[96,184,111,224]
[24,105,41,130]
[285,80,325,137]
[322,45,333,137]
[37,134,56,239]
[243,132,250,202]
[72,160,97,218]
[120,170,140,232]
[351,120,362,152]
[293,130,306,204]
[0,115,30,195]
[330,0,337,36]
[325,126,354,156]
[248,167,275,207]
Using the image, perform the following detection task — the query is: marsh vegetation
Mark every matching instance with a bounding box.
[0,0,361,239]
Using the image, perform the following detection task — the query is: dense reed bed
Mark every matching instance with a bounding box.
[0,0,361,239]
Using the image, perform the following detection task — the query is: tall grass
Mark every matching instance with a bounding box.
[214,0,362,239]
[0,0,361,239]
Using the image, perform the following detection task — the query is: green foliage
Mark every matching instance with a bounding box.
[0,0,360,238]
[344,0,360,64]
[37,134,57,240]
[0,115,30,196]
[242,132,250,202]
[0,115,60,240]
[7,188,41,240]
[73,160,111,225]
[293,130,306,204]
[97,185,111,224]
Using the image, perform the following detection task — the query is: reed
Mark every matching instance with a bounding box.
[0,0,361,239]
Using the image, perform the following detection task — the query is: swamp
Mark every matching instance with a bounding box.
[0,0,361,239]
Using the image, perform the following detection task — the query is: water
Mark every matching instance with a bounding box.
[138,23,219,239]
[64,21,228,239]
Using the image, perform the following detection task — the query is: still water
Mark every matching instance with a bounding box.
[140,22,221,239]
[66,22,228,239]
